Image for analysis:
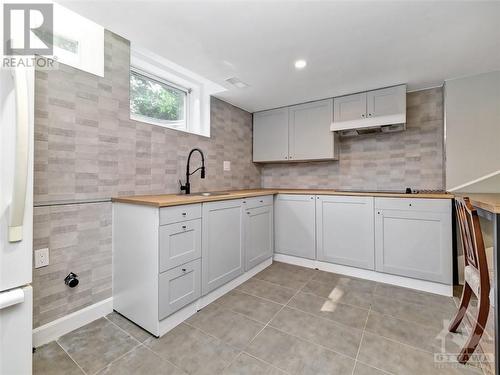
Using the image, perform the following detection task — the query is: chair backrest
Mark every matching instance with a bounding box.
[455,197,490,294]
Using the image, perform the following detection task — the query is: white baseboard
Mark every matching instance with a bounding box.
[198,257,272,309]
[158,257,272,337]
[33,297,113,347]
[274,254,453,297]
[158,301,198,337]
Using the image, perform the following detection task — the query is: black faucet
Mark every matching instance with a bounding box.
[179,148,206,194]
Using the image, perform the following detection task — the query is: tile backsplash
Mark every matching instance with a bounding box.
[34,34,259,206]
[33,31,260,328]
[261,87,445,191]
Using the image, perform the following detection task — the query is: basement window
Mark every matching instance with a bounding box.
[130,69,189,131]
[130,47,226,137]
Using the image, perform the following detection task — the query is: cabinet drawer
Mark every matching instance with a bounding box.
[374,198,451,213]
[160,204,202,225]
[159,219,201,272]
[243,195,273,209]
[159,259,201,320]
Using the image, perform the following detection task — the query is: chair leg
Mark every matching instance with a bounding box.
[449,283,473,333]
[457,295,490,364]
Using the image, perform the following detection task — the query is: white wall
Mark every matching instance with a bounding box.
[445,71,500,191]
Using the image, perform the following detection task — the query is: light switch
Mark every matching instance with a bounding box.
[223,161,231,171]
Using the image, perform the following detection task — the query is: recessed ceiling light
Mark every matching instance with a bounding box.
[294,59,307,69]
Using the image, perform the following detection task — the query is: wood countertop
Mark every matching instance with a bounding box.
[112,188,454,208]
[454,193,500,214]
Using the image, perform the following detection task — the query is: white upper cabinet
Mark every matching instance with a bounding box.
[288,99,338,161]
[253,99,338,163]
[253,108,289,162]
[366,85,406,119]
[333,92,367,123]
[331,85,406,132]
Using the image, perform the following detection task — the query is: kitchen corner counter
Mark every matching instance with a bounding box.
[111,189,454,207]
[454,193,500,214]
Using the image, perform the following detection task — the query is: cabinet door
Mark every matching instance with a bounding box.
[244,205,273,271]
[333,92,367,123]
[159,219,201,273]
[288,99,337,161]
[253,108,289,162]
[202,199,244,294]
[275,194,316,259]
[366,85,406,118]
[316,196,375,270]
[375,209,452,283]
[159,259,201,319]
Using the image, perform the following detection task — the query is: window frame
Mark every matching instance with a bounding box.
[130,67,191,132]
[130,47,227,138]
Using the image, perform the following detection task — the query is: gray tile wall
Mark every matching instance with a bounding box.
[261,88,445,191]
[33,202,112,328]
[33,31,260,328]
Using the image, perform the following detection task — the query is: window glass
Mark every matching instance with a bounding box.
[130,70,187,130]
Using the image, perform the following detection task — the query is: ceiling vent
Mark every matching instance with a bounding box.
[226,77,249,89]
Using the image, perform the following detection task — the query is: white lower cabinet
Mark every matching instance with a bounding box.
[374,198,452,284]
[159,219,201,273]
[316,195,375,270]
[202,199,244,295]
[159,259,201,320]
[244,203,273,271]
[275,194,316,259]
[114,193,454,337]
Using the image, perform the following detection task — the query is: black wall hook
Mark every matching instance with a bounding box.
[64,272,79,288]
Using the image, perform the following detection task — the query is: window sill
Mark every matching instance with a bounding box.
[130,115,210,138]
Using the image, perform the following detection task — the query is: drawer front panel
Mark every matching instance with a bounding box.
[374,197,451,213]
[243,195,273,209]
[159,259,201,320]
[160,204,202,225]
[159,219,202,272]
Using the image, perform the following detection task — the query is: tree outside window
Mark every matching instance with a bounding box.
[130,70,187,130]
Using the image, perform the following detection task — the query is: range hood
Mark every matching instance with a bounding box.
[330,84,406,137]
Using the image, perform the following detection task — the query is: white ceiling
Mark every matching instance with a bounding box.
[60,1,500,112]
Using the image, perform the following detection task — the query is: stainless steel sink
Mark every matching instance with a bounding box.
[179,192,230,197]
[194,192,230,197]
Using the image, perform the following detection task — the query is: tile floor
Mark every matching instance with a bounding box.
[34,262,487,375]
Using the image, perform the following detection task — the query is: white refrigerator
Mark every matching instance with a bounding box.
[0,66,34,374]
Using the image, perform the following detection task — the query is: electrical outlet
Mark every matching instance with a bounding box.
[34,248,49,268]
[223,161,231,171]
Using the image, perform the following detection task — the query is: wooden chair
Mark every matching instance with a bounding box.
[449,197,490,364]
